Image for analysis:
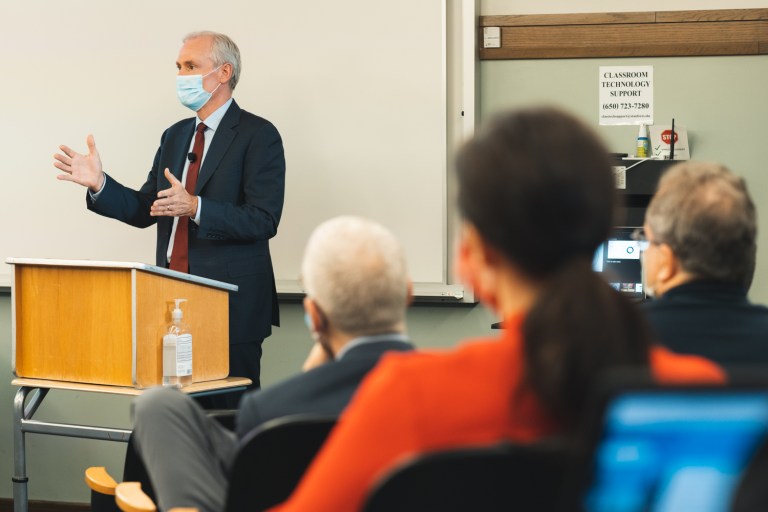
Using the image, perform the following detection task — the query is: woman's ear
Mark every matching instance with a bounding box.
[455,222,501,310]
[454,222,477,286]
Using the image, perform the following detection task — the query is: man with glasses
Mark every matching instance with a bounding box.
[639,161,768,367]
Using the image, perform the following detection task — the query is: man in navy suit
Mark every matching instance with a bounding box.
[129,216,415,512]
[641,161,768,368]
[54,31,285,398]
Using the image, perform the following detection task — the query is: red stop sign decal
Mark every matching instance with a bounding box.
[661,130,679,145]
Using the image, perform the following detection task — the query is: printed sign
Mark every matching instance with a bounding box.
[599,66,654,126]
[649,125,690,160]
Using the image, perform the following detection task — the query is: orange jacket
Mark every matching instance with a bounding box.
[271,313,725,512]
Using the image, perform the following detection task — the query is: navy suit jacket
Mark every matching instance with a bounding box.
[87,100,285,343]
[235,339,414,438]
[643,280,768,367]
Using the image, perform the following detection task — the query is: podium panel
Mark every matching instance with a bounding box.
[8,259,237,388]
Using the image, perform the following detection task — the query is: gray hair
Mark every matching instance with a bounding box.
[646,161,757,288]
[183,31,241,90]
[301,216,409,337]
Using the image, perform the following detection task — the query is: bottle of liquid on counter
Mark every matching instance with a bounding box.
[162,299,193,388]
[636,123,650,158]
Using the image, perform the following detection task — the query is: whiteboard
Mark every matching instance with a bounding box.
[0,1,475,295]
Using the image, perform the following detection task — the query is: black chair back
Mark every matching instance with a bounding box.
[732,436,768,511]
[225,414,337,512]
[362,441,571,512]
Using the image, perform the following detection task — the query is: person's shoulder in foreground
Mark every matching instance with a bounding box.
[235,335,413,437]
[649,343,726,383]
[267,320,725,512]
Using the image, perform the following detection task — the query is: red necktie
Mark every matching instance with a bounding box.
[169,122,207,273]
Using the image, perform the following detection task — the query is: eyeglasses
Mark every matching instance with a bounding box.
[631,228,662,251]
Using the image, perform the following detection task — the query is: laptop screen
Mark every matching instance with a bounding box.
[592,227,646,299]
[584,390,768,512]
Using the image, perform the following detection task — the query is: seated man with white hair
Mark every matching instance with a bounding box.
[129,216,414,512]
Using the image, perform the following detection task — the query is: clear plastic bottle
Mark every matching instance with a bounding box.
[162,299,193,388]
[636,123,650,158]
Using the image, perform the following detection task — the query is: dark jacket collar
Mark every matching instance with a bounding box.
[339,339,413,361]
[662,280,749,303]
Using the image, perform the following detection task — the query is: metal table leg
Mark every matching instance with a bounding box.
[9,382,237,511]
[12,386,132,512]
[13,386,47,512]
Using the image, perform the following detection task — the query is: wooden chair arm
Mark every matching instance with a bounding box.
[115,482,157,512]
[84,466,118,496]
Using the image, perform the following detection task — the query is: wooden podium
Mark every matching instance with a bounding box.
[7,258,238,388]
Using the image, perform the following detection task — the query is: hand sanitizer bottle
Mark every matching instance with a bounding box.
[636,124,650,158]
[163,299,193,388]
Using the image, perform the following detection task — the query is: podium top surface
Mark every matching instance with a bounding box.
[12,377,252,396]
[5,257,238,292]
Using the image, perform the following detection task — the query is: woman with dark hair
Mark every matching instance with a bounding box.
[270,107,725,512]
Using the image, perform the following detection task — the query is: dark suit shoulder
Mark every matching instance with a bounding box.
[644,288,768,366]
[236,110,281,137]
[235,340,412,438]
[224,100,279,133]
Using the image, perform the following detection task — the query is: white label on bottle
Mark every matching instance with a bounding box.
[163,334,178,377]
[176,334,192,377]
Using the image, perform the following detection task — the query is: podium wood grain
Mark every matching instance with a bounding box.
[12,262,231,387]
[134,271,229,386]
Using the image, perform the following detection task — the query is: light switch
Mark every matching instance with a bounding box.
[483,27,501,49]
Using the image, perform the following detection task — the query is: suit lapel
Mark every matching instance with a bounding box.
[170,120,196,185]
[159,119,195,240]
[196,100,240,194]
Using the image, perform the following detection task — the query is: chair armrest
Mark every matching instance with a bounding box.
[115,482,157,512]
[206,408,238,431]
[85,466,117,495]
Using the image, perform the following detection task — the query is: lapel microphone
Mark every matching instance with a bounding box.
[187,152,197,163]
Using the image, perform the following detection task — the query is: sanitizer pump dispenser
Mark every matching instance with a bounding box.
[636,124,651,158]
[163,299,193,388]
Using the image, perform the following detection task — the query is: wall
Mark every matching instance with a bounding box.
[481,0,768,14]
[481,55,768,303]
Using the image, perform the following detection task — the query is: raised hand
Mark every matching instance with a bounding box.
[150,168,199,217]
[54,134,105,192]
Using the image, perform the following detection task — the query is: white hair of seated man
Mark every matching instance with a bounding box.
[301,215,410,339]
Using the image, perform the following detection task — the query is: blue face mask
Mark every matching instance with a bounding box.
[176,66,222,112]
[304,313,315,331]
